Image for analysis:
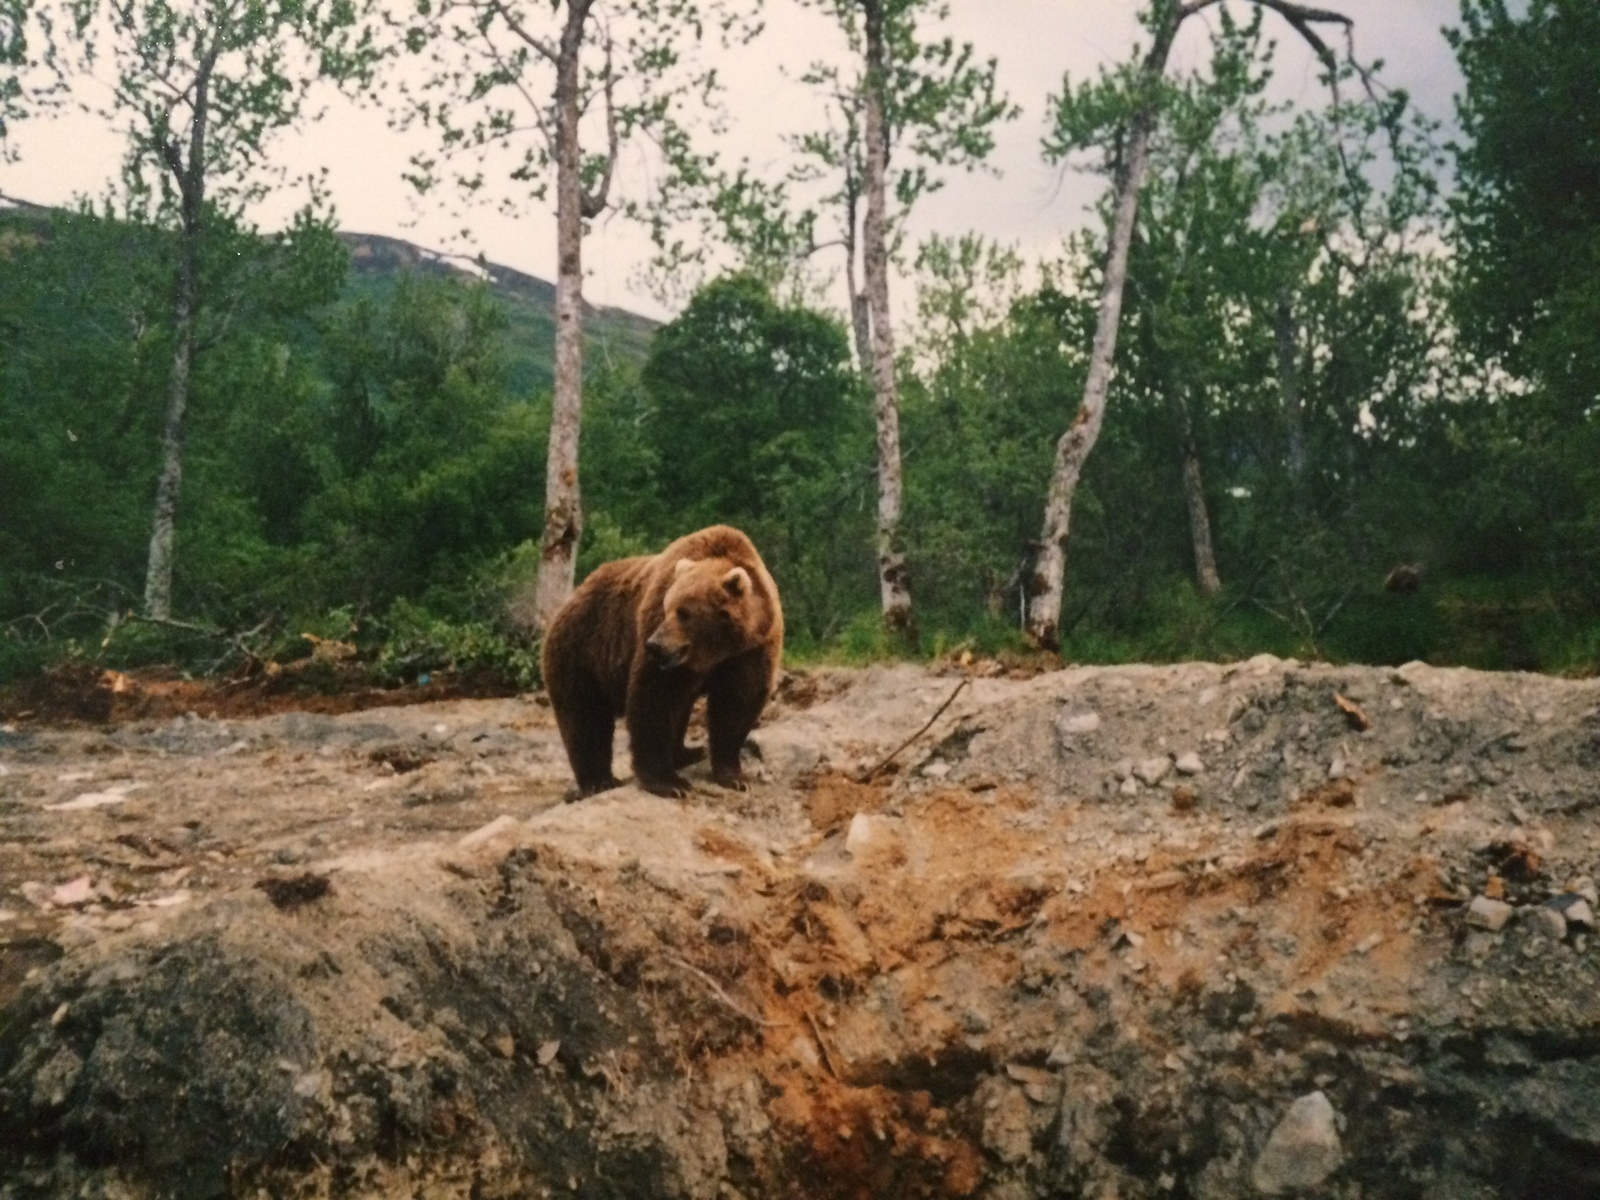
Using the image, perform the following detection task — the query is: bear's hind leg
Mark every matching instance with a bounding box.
[552,678,621,797]
[706,649,773,790]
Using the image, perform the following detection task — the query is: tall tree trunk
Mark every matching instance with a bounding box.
[1275,286,1305,502]
[1024,6,1183,651]
[143,242,196,620]
[143,40,220,620]
[531,0,594,634]
[844,185,872,374]
[848,282,872,376]
[860,0,914,646]
[1173,392,1221,596]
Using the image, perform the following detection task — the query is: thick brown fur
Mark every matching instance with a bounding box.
[540,525,784,798]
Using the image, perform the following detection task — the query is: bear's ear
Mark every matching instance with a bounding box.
[673,558,698,578]
[721,566,750,597]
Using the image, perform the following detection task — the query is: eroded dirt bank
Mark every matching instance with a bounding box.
[2,657,1599,1198]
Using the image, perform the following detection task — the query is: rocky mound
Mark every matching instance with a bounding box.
[1,657,1598,1198]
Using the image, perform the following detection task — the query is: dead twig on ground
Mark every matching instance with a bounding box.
[664,956,776,1029]
[857,678,969,783]
[804,1010,840,1079]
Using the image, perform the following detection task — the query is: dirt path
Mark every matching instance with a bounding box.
[2,657,1599,1198]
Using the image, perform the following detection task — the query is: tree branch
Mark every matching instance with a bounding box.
[579,22,618,219]
[485,0,559,64]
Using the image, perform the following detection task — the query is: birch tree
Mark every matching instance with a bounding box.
[786,0,1014,646]
[397,0,756,635]
[2,0,64,160]
[1024,0,1371,650]
[1,0,29,155]
[51,0,374,619]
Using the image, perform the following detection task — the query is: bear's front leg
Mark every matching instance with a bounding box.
[626,665,697,798]
[705,648,775,790]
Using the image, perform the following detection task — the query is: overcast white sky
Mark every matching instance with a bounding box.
[3,0,1465,322]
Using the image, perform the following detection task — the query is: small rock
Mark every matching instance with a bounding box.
[1174,752,1204,776]
[1112,758,1134,782]
[1532,906,1568,941]
[1252,821,1281,840]
[50,876,95,907]
[845,812,898,857]
[536,1039,561,1066]
[47,783,143,812]
[1466,895,1515,932]
[1118,777,1139,797]
[1133,756,1173,787]
[457,814,520,850]
[1171,786,1196,813]
[1327,754,1346,781]
[1251,1090,1344,1195]
[921,759,952,779]
[1352,932,1384,955]
[1549,895,1595,931]
[1057,711,1101,736]
[1568,877,1598,907]
[491,1033,515,1059]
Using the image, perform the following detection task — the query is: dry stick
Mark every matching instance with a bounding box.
[804,1010,841,1079]
[665,956,776,1029]
[857,678,970,783]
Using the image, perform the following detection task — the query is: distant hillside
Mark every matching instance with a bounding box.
[0,199,659,397]
[337,231,658,396]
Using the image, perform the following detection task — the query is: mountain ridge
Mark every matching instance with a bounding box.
[0,196,660,395]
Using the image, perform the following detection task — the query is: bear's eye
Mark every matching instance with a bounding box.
[675,606,690,622]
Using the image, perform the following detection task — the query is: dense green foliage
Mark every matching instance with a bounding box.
[1,0,1597,686]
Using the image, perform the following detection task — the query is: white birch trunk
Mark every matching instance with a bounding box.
[531,1,594,634]
[1025,11,1182,650]
[143,42,219,620]
[1181,447,1222,596]
[1171,389,1221,596]
[861,0,914,645]
[1275,287,1306,498]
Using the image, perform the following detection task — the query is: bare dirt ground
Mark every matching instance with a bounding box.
[2,656,1599,1199]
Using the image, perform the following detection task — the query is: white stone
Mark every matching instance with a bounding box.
[1133,757,1173,786]
[1057,711,1101,735]
[1252,1090,1343,1195]
[48,783,144,812]
[457,814,520,850]
[1174,752,1204,776]
[1118,777,1139,797]
[1561,897,1594,931]
[921,760,952,779]
[845,813,898,857]
[1112,758,1134,781]
[1533,907,1569,940]
[1466,895,1515,932]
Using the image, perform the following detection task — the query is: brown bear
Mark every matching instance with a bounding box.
[540,525,784,798]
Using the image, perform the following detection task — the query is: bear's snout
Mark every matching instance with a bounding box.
[645,630,686,669]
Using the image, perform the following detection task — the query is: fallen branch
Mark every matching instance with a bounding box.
[857,677,970,783]
[664,956,775,1028]
[804,1010,841,1079]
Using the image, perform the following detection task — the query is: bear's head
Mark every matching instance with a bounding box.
[646,557,772,673]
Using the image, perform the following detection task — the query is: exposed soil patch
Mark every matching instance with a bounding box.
[3,658,1600,1198]
[0,661,518,725]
